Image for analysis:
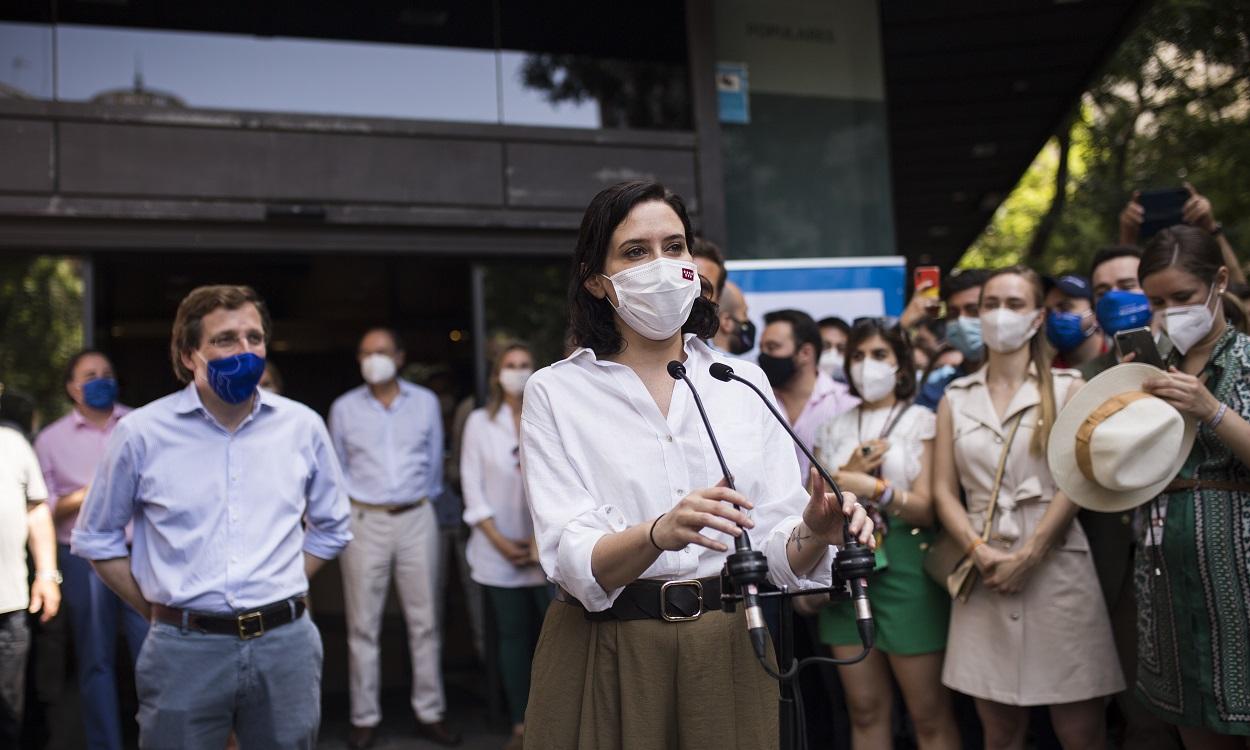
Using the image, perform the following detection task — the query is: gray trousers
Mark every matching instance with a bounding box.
[135,613,323,749]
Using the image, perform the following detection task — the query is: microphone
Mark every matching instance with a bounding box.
[667,360,770,659]
[709,361,875,649]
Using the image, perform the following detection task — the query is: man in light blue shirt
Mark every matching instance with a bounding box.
[73,285,351,749]
[329,328,457,749]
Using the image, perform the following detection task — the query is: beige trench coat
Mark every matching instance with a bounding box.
[941,366,1124,706]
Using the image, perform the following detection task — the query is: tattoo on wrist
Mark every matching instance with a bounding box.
[788,526,812,551]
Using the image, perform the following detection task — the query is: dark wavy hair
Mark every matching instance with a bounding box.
[843,319,917,402]
[567,181,717,356]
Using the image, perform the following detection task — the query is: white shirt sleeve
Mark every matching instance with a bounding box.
[520,379,627,612]
[459,410,495,526]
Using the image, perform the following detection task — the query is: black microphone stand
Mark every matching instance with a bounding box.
[668,361,875,750]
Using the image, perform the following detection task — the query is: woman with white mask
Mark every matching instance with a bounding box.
[1135,226,1250,747]
[518,180,873,749]
[933,266,1122,749]
[813,319,960,749]
[460,341,546,750]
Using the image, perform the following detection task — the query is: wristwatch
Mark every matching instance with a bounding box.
[36,570,63,584]
[1211,222,1224,237]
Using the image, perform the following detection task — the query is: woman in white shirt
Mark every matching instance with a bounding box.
[460,342,548,750]
[814,319,958,749]
[519,180,873,749]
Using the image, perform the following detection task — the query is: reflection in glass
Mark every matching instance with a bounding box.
[55,24,499,122]
[499,51,598,129]
[0,22,53,100]
[508,52,692,131]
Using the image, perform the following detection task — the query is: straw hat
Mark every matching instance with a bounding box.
[1048,363,1197,512]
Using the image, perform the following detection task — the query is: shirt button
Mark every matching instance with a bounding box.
[910,528,921,536]
[919,542,930,551]
[230,557,238,564]
[666,435,674,443]
[1010,612,1020,621]
[1121,514,1132,526]
[995,436,1003,444]
[675,489,686,496]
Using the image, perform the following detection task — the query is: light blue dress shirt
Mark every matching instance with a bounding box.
[72,384,352,614]
[328,380,444,505]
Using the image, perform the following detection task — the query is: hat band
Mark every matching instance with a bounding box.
[1074,391,1151,483]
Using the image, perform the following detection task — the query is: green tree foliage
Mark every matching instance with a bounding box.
[0,256,83,430]
[965,0,1250,274]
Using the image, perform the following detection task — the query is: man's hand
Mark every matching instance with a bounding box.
[1182,182,1219,233]
[1119,191,1143,245]
[29,576,61,622]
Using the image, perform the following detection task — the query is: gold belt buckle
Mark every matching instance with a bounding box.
[237,611,265,640]
[660,579,704,622]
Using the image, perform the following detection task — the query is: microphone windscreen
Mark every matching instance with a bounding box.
[709,362,735,381]
[666,360,686,380]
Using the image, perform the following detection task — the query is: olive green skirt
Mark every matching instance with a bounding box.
[523,598,779,750]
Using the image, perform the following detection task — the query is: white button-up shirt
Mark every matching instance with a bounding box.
[521,335,834,612]
[460,404,545,588]
[329,380,443,505]
[72,385,352,613]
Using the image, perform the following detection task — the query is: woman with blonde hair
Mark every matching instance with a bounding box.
[460,341,548,750]
[933,266,1122,749]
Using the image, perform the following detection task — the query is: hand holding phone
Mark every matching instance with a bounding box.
[1115,327,1165,369]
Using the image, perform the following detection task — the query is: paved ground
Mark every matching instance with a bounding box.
[317,679,512,750]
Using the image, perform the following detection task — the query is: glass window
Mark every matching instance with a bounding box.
[0,22,53,100]
[55,24,499,122]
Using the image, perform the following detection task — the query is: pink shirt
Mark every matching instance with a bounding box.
[34,405,131,544]
[781,372,857,484]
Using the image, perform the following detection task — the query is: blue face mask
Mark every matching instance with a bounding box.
[1045,311,1094,352]
[1095,289,1152,337]
[946,317,983,360]
[81,377,118,410]
[201,352,265,404]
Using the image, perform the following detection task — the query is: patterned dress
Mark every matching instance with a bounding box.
[1136,326,1250,735]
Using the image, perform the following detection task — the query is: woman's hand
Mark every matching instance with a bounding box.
[833,471,879,506]
[970,542,1010,576]
[842,439,889,475]
[982,547,1040,595]
[1143,367,1220,422]
[651,482,755,553]
[491,535,536,567]
[1119,191,1143,245]
[803,468,874,547]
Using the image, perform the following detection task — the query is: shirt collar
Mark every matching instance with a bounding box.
[173,382,269,419]
[807,371,841,407]
[71,406,126,430]
[564,333,709,369]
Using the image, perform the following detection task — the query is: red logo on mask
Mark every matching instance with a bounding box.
[682,268,695,281]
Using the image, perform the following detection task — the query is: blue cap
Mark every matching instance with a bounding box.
[1047,274,1092,300]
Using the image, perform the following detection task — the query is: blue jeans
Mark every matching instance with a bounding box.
[135,611,323,750]
[60,545,149,750]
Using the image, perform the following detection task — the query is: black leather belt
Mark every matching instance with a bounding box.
[557,576,723,622]
[351,498,427,515]
[152,596,307,640]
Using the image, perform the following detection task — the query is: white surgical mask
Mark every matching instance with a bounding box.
[602,258,700,341]
[981,308,1039,353]
[818,349,845,382]
[1164,284,1220,355]
[499,367,532,396]
[360,353,397,385]
[850,358,898,403]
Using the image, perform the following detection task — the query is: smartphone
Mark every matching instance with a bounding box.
[1138,187,1189,241]
[1115,326,1165,369]
[914,266,940,299]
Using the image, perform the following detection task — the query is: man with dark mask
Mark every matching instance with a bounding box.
[712,280,754,355]
[758,308,856,483]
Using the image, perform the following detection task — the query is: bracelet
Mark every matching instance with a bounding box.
[1207,402,1229,430]
[965,538,984,556]
[872,478,886,502]
[649,514,666,551]
[35,570,63,584]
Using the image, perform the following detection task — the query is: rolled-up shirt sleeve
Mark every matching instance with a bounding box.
[459,412,494,526]
[520,382,627,612]
[71,422,138,560]
[747,368,836,591]
[302,419,352,560]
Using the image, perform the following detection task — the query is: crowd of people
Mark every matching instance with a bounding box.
[1,178,1248,750]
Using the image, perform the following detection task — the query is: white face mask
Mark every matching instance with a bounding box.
[981,308,1039,353]
[850,358,898,403]
[1164,284,1220,355]
[602,258,700,341]
[818,349,845,382]
[499,367,532,396]
[360,353,397,385]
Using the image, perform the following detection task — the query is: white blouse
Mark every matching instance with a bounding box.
[460,404,546,588]
[814,403,936,489]
[520,335,835,612]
